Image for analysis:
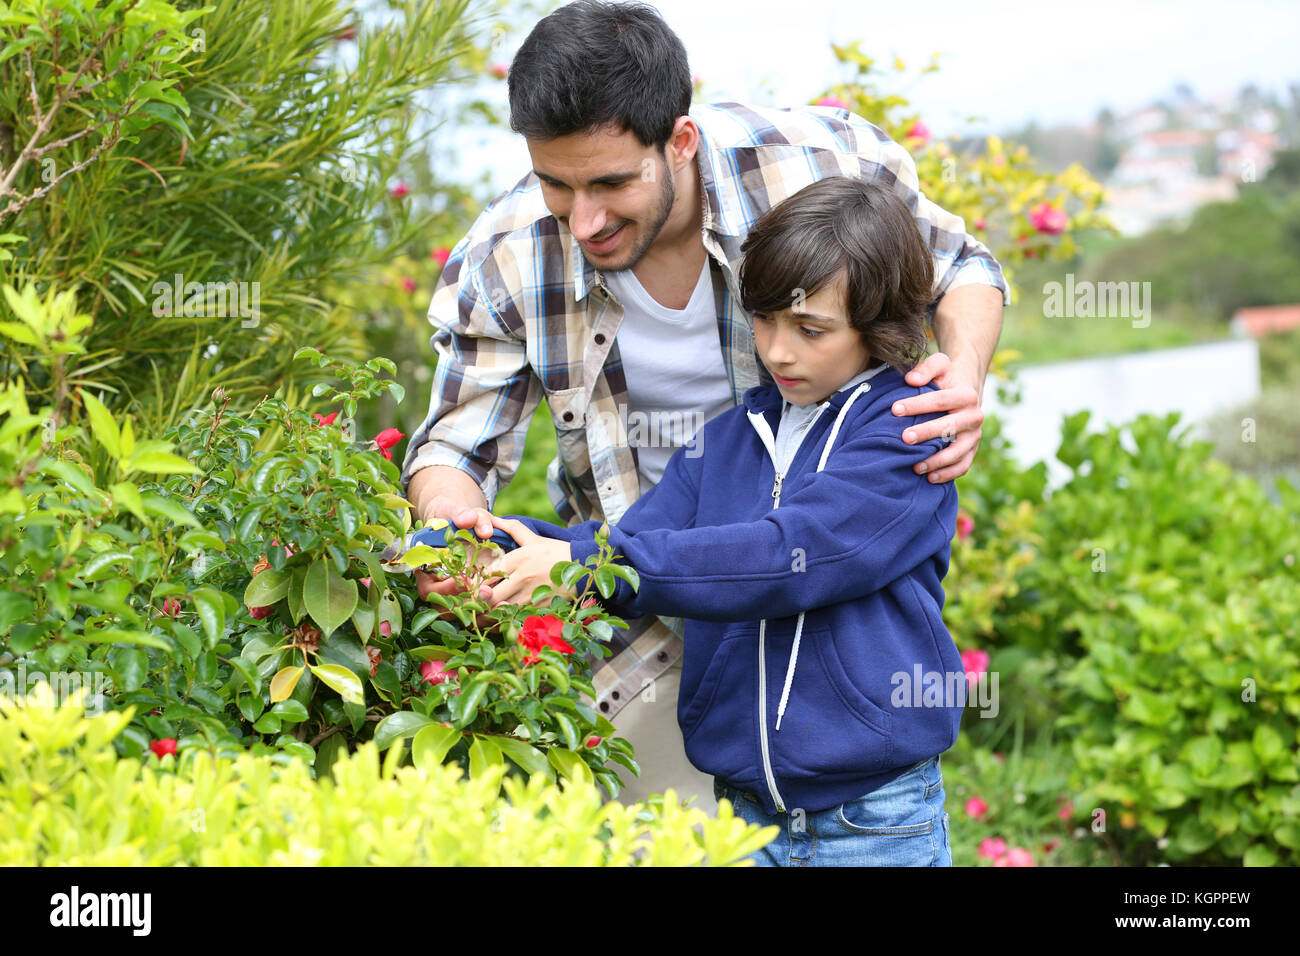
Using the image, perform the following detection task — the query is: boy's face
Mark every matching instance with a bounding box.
[752,269,873,405]
[526,123,680,272]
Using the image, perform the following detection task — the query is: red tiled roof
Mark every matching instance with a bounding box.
[1231,305,1300,336]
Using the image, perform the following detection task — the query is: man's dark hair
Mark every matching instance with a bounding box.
[507,0,692,151]
[739,177,935,374]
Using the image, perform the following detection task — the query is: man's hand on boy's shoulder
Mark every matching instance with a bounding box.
[890,351,984,484]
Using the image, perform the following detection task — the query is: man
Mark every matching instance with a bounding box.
[399,0,1007,811]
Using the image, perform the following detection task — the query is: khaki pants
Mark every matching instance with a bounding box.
[606,660,717,815]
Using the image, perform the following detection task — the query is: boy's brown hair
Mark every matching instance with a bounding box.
[738,176,935,374]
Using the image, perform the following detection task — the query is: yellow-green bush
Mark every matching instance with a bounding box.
[0,683,777,866]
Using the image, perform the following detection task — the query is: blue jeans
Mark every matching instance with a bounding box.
[713,755,952,866]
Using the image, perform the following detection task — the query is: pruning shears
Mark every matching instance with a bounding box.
[378,519,519,574]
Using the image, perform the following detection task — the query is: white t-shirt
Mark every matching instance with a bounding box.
[603,260,735,496]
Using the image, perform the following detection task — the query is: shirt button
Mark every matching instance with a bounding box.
[562,411,574,423]
[594,333,606,345]
[657,651,668,662]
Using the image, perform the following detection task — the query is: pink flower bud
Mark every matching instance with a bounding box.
[964,796,989,820]
[1028,201,1067,235]
[150,738,178,758]
[905,119,931,144]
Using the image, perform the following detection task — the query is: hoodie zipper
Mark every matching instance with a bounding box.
[746,406,827,814]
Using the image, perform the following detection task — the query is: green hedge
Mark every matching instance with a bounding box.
[0,683,778,866]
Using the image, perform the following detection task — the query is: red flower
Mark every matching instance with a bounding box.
[517,614,575,665]
[994,847,1035,867]
[371,427,405,461]
[1042,838,1062,854]
[379,620,391,638]
[419,659,453,685]
[248,604,274,620]
[489,62,508,79]
[974,217,987,231]
[956,511,974,541]
[579,596,599,626]
[430,246,451,267]
[162,596,182,617]
[331,24,357,43]
[964,796,989,820]
[151,738,178,758]
[585,735,602,749]
[399,276,417,294]
[961,648,990,691]
[1028,201,1067,235]
[313,412,337,426]
[389,181,411,199]
[977,837,1006,860]
[905,118,931,144]
[814,95,849,110]
[1057,799,1075,820]
[366,646,382,677]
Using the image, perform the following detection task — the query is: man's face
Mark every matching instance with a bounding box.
[526,124,676,271]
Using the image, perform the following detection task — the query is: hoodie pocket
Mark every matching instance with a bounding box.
[771,625,894,777]
[679,626,758,784]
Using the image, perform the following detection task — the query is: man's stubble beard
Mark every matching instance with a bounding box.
[602,157,676,273]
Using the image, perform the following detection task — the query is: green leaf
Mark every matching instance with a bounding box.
[594,566,616,598]
[373,710,435,751]
[0,593,35,632]
[468,735,503,779]
[309,663,364,705]
[188,586,225,645]
[126,450,199,475]
[139,492,201,528]
[453,676,491,729]
[253,713,282,734]
[79,390,121,458]
[303,557,358,638]
[80,628,172,652]
[547,746,593,784]
[551,711,580,751]
[109,481,146,522]
[411,723,462,772]
[494,736,554,780]
[244,568,291,608]
[270,699,310,723]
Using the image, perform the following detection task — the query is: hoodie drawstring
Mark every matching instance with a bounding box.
[773,381,873,731]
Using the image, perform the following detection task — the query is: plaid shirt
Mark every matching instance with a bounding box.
[399,100,1009,719]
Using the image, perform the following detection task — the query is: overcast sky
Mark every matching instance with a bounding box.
[442,0,1300,195]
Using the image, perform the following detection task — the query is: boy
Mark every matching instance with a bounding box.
[486,176,965,866]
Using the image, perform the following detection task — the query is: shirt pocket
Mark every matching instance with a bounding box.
[544,386,597,499]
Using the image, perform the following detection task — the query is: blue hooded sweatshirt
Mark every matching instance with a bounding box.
[506,364,965,815]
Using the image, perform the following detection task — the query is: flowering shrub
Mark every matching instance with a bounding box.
[0,283,638,797]
[812,44,1110,288]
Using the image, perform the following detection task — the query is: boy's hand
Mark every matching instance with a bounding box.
[892,351,985,484]
[480,515,574,607]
